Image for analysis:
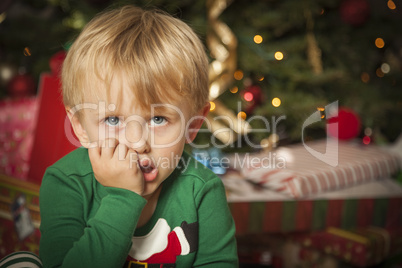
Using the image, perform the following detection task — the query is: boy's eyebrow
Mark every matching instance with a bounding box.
[90,104,182,117]
[150,106,182,117]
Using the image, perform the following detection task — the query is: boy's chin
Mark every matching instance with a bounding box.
[142,182,163,200]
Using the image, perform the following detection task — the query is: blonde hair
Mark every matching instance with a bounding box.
[62,5,209,114]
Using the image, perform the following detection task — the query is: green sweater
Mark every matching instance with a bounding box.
[39,148,238,268]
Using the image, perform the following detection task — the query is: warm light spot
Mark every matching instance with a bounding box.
[209,101,216,111]
[211,61,223,74]
[363,136,371,145]
[387,0,396,10]
[381,63,390,74]
[269,133,279,143]
[376,68,384,77]
[274,51,284,60]
[209,82,220,99]
[317,106,325,119]
[230,86,238,94]
[272,97,281,107]
[361,72,370,83]
[258,75,264,81]
[254,35,263,44]
[237,111,247,120]
[244,92,254,102]
[375,38,385,48]
[0,12,6,24]
[260,138,270,149]
[320,9,325,15]
[234,70,244,80]
[23,47,31,56]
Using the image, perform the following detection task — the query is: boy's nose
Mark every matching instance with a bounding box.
[120,118,150,153]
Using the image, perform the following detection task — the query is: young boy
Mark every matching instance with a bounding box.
[39,5,238,268]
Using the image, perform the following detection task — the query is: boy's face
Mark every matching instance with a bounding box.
[68,78,207,198]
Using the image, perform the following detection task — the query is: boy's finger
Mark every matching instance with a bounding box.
[102,138,119,158]
[127,150,139,167]
[115,143,128,161]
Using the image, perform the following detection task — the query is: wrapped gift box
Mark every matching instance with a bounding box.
[291,226,402,267]
[0,174,40,258]
[0,97,38,180]
[230,140,401,198]
[223,173,402,234]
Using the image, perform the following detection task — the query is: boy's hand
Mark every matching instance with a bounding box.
[88,138,144,195]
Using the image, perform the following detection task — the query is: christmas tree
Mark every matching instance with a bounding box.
[1,0,401,152]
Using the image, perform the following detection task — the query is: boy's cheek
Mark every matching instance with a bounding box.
[87,126,119,143]
[151,128,186,146]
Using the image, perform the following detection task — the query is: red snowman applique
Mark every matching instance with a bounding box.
[126,218,198,267]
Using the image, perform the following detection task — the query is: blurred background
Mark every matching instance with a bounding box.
[1,1,402,267]
[0,0,401,152]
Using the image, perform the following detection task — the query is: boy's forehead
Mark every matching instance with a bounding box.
[78,71,192,117]
[81,95,187,117]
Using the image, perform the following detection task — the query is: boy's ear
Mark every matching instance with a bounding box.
[186,102,210,144]
[66,107,91,148]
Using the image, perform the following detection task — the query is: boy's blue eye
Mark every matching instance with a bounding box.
[105,116,120,126]
[150,116,167,126]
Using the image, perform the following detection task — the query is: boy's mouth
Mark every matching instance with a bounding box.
[139,158,158,182]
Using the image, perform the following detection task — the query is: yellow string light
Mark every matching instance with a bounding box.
[230,86,238,93]
[274,51,284,60]
[317,106,325,119]
[210,101,216,111]
[237,111,247,120]
[254,35,263,44]
[272,97,281,107]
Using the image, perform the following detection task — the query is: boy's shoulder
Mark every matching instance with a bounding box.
[179,151,220,184]
[48,147,92,177]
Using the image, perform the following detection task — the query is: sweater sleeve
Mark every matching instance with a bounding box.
[39,167,147,268]
[192,177,238,267]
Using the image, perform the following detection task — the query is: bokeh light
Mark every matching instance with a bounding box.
[375,38,385,48]
[272,97,281,107]
[244,92,253,102]
[361,72,370,83]
[210,101,216,111]
[234,70,244,80]
[237,111,247,120]
[274,51,284,60]
[230,86,238,94]
[254,35,263,44]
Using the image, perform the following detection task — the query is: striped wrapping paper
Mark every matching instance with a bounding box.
[229,197,402,235]
[239,140,401,198]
